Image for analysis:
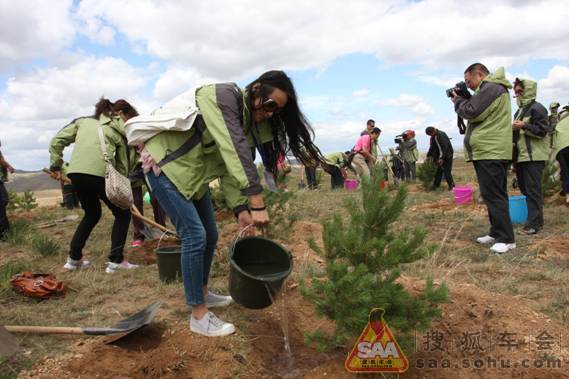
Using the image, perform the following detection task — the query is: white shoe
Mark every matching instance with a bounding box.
[205,291,233,308]
[63,257,91,271]
[476,235,496,244]
[190,311,236,337]
[490,243,516,254]
[105,260,139,274]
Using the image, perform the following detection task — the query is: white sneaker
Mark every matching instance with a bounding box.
[105,260,139,274]
[490,243,516,254]
[190,311,236,337]
[476,235,496,244]
[63,257,91,271]
[205,291,233,308]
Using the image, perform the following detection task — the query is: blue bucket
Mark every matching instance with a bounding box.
[509,195,528,224]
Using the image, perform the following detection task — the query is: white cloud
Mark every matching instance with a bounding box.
[384,94,435,117]
[0,56,153,170]
[538,65,569,105]
[153,66,218,102]
[75,0,569,79]
[0,0,75,72]
[352,89,370,98]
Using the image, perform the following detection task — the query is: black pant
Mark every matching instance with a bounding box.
[404,161,416,181]
[558,146,569,194]
[473,160,515,244]
[515,161,544,230]
[327,166,345,189]
[0,182,9,240]
[433,158,455,189]
[132,185,166,241]
[305,166,317,189]
[68,173,131,263]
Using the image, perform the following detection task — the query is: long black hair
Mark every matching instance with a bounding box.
[245,70,325,174]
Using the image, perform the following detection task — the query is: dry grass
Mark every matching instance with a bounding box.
[1,158,568,377]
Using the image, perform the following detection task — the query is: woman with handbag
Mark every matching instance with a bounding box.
[49,98,139,274]
[129,70,324,337]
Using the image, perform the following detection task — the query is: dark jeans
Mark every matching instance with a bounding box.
[132,185,166,241]
[305,166,317,189]
[0,182,9,240]
[433,158,455,190]
[329,166,345,189]
[146,172,218,306]
[68,174,131,263]
[473,160,515,244]
[515,161,545,230]
[558,146,569,194]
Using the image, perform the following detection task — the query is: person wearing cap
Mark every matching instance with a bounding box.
[0,140,15,241]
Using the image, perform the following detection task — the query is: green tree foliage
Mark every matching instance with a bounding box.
[416,159,438,191]
[301,166,449,351]
[542,159,561,197]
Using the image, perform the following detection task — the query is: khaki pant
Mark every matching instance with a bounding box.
[352,154,370,179]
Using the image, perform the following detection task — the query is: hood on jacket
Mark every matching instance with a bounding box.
[515,78,537,108]
[482,67,513,90]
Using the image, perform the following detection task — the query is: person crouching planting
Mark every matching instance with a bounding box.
[127,70,325,337]
[49,98,139,273]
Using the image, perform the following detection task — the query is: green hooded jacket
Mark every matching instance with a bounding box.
[401,137,419,162]
[455,67,513,161]
[143,83,265,214]
[49,114,135,178]
[513,79,550,163]
[324,152,346,168]
[554,116,569,158]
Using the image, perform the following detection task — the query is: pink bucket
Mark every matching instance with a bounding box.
[452,185,473,205]
[344,179,359,191]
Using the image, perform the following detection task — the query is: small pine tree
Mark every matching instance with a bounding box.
[263,189,296,239]
[17,190,38,210]
[416,159,438,190]
[301,166,448,352]
[542,159,561,197]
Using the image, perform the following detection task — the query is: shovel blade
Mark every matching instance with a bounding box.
[0,325,20,359]
[82,301,162,336]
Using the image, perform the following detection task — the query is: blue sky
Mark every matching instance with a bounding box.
[1,0,568,170]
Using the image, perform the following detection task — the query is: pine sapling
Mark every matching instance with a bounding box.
[301,165,448,352]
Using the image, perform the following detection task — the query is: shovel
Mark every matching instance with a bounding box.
[0,301,162,358]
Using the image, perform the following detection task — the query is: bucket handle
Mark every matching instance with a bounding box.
[232,223,256,246]
[155,230,171,252]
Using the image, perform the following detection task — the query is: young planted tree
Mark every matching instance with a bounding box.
[301,166,448,351]
[542,159,561,197]
[416,159,438,191]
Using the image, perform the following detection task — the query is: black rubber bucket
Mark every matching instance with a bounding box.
[229,236,293,309]
[155,246,182,283]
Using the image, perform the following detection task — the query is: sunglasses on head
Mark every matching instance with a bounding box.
[261,98,283,114]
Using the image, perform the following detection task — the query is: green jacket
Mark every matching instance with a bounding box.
[144,83,264,214]
[324,152,346,168]
[513,79,549,163]
[401,137,419,162]
[554,116,569,158]
[455,67,513,161]
[49,114,134,178]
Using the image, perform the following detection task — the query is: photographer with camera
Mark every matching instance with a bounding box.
[512,78,550,235]
[451,63,515,254]
[396,130,419,181]
[426,126,454,190]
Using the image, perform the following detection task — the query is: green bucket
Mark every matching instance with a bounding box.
[229,236,293,309]
[155,246,182,283]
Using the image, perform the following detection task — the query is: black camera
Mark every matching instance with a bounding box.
[446,81,472,99]
[394,134,404,144]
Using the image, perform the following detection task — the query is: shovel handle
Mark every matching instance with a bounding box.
[130,205,177,236]
[4,326,85,335]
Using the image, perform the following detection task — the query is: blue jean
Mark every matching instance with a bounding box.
[146,172,218,306]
